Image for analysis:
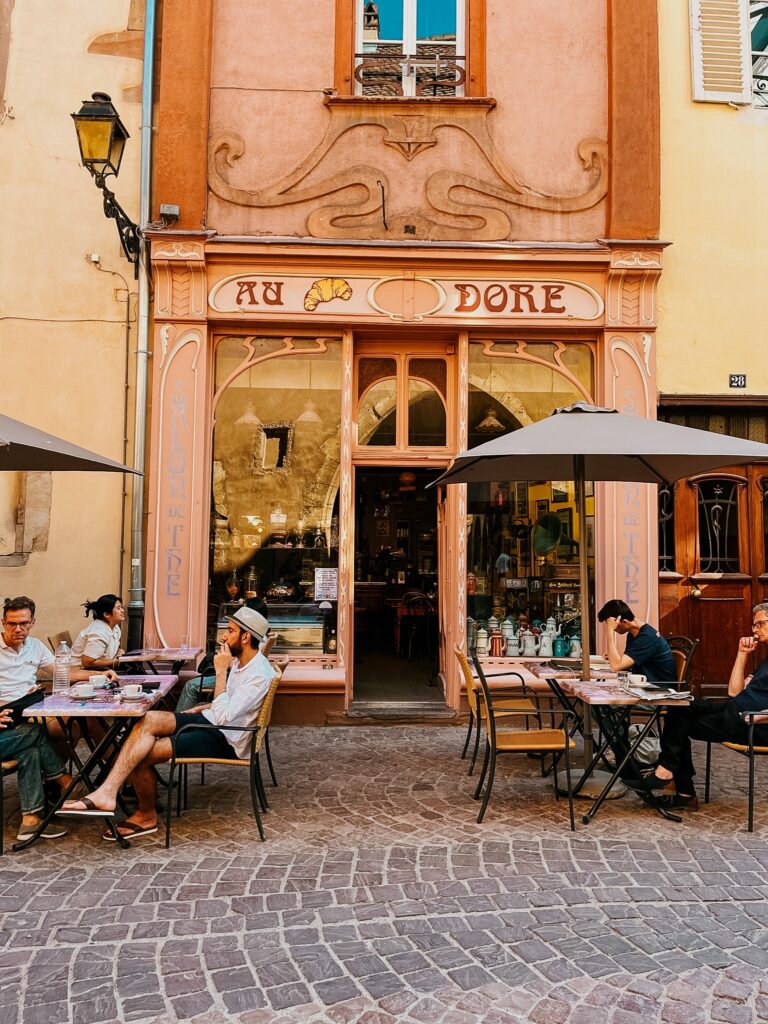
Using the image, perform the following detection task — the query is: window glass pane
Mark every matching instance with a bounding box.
[209,338,342,651]
[752,1,768,107]
[373,0,404,41]
[697,480,740,573]
[358,379,397,445]
[417,0,456,41]
[468,341,594,451]
[465,341,595,653]
[408,379,446,446]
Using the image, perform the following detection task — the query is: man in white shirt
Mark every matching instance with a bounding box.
[61,607,277,840]
[0,596,107,840]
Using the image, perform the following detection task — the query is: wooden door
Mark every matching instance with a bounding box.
[659,467,768,697]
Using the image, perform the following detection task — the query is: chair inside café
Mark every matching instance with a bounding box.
[353,467,442,703]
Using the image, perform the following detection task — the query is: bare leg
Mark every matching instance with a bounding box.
[62,710,177,812]
[118,740,173,830]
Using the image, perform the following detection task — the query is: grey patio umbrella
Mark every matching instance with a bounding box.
[433,403,768,682]
[0,413,139,473]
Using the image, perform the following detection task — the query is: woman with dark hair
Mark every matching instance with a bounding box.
[70,595,126,672]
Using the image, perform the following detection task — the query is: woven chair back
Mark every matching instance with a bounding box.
[47,630,73,653]
[253,669,282,754]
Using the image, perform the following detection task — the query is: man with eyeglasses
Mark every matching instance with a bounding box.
[0,595,108,840]
[626,602,768,810]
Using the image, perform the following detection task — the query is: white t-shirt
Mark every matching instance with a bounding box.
[70,619,122,668]
[0,635,55,703]
[202,651,277,759]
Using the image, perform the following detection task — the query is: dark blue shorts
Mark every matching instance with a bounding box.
[172,712,234,758]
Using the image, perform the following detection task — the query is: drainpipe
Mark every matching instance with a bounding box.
[127,0,157,651]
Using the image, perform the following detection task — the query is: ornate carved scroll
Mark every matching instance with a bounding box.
[209,100,608,241]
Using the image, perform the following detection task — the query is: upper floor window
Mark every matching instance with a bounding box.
[690,0,768,107]
[355,0,466,97]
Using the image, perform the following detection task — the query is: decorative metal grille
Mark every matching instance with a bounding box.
[357,357,396,399]
[697,480,740,573]
[410,358,447,398]
[354,48,466,97]
[658,485,675,573]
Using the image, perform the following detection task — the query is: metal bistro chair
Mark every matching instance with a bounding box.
[165,666,283,847]
[454,645,542,775]
[0,760,19,856]
[470,653,576,828]
[704,709,768,832]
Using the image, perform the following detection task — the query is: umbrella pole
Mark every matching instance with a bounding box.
[575,456,591,682]
[575,456,593,762]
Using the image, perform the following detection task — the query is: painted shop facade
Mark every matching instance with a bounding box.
[144,0,663,721]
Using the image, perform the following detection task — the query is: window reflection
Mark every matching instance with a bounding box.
[408,379,446,446]
[358,378,397,445]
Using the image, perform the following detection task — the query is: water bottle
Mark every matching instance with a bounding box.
[53,640,71,694]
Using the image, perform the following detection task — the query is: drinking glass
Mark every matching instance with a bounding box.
[617,670,631,691]
[144,632,156,653]
[180,634,190,652]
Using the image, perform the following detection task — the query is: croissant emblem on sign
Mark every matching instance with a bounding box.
[303,277,353,311]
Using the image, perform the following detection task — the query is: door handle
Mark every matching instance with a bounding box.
[690,585,702,599]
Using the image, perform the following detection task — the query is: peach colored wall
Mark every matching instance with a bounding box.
[206,0,608,242]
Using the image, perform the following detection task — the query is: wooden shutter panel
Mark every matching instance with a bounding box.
[690,0,753,103]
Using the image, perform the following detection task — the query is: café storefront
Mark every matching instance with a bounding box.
[145,237,663,723]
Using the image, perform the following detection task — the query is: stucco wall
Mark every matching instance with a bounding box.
[206,0,608,242]
[657,1,768,396]
[0,0,142,640]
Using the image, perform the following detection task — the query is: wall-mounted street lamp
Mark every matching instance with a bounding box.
[71,92,140,271]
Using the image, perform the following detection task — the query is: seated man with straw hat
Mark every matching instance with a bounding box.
[60,607,276,840]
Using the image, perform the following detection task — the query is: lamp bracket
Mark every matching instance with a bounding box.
[94,174,140,273]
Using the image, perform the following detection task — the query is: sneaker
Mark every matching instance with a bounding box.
[16,821,68,840]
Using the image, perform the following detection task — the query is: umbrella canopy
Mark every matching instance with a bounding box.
[0,413,140,473]
[433,403,768,683]
[434,403,768,487]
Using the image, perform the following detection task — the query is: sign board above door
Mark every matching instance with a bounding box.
[208,273,604,324]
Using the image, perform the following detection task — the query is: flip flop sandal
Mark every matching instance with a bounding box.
[58,796,116,817]
[102,821,159,841]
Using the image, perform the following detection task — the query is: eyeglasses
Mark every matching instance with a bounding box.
[752,619,768,630]
[3,620,33,631]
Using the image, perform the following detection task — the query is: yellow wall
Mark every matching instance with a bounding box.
[0,1,142,639]
[657,1,768,396]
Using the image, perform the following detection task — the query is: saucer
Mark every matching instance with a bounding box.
[70,692,98,700]
[119,691,147,700]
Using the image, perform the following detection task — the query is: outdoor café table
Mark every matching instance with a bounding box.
[525,660,618,763]
[557,678,691,825]
[117,646,203,675]
[12,674,178,852]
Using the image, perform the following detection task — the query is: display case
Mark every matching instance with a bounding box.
[216,599,326,652]
[263,602,325,653]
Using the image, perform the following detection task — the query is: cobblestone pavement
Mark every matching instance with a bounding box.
[1,725,768,1023]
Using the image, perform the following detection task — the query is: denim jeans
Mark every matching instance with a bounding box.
[175,675,214,712]
[0,723,65,815]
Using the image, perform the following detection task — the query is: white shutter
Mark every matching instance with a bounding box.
[690,0,753,103]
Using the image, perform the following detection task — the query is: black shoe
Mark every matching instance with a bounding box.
[623,770,674,795]
[656,792,699,811]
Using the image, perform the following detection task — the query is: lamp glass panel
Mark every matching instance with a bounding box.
[76,118,114,166]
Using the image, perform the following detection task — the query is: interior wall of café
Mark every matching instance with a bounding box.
[0,0,142,641]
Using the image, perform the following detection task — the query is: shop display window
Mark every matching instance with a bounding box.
[465,340,595,654]
[209,337,342,650]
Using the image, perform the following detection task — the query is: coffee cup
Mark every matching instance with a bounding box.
[122,683,143,696]
[73,682,94,698]
[89,674,108,688]
[628,674,647,686]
